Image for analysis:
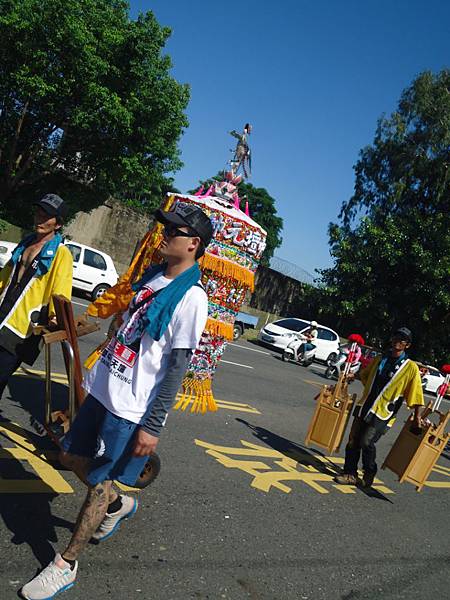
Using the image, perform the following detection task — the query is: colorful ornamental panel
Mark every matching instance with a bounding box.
[87,192,267,413]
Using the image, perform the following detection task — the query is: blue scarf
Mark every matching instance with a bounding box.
[10,233,63,276]
[131,262,201,342]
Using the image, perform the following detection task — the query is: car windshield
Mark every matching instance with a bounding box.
[273,318,310,332]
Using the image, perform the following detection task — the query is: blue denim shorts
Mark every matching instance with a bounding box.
[61,394,149,486]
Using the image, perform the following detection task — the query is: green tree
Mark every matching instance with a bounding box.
[0,0,189,225]
[320,70,450,364]
[189,174,283,265]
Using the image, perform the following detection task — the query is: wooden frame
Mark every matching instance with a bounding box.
[34,295,99,440]
[382,402,449,492]
[304,374,357,454]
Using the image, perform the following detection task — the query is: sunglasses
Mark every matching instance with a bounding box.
[163,225,196,238]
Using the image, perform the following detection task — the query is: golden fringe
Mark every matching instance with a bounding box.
[174,378,218,413]
[86,198,178,319]
[205,318,233,340]
[199,253,255,291]
[87,282,134,318]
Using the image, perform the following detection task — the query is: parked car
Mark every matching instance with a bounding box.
[64,240,119,300]
[0,241,17,269]
[420,365,446,394]
[233,311,259,340]
[258,317,340,362]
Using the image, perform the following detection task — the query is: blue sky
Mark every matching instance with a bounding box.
[130,1,449,275]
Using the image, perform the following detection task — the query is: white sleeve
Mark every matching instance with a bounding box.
[171,287,208,350]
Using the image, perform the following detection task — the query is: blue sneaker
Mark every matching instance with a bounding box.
[21,554,77,599]
[92,495,138,542]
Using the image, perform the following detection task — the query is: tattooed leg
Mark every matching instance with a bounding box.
[62,480,112,561]
[60,451,118,504]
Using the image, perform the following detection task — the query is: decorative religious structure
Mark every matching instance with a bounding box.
[86,124,266,412]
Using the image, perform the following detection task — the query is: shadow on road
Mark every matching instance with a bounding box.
[0,415,74,567]
[236,418,394,502]
[8,374,69,424]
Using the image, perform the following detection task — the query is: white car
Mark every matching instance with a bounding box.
[422,366,445,394]
[0,241,17,269]
[64,240,119,300]
[258,317,340,362]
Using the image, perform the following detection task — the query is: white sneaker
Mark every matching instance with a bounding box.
[92,495,138,542]
[21,553,77,599]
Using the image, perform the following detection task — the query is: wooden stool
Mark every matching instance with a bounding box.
[382,401,449,492]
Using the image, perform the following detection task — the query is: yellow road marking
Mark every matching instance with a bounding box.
[14,370,262,415]
[333,485,356,494]
[175,394,261,415]
[15,366,68,384]
[302,379,323,388]
[0,423,73,494]
[195,438,395,495]
[432,464,450,475]
[424,481,450,488]
[373,485,395,494]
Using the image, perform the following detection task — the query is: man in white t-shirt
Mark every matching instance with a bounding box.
[21,204,212,600]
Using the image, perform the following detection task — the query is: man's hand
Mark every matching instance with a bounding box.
[132,429,159,457]
[413,413,422,428]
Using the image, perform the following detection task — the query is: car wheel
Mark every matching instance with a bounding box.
[133,454,161,489]
[91,283,110,301]
[233,323,243,341]
[326,352,338,366]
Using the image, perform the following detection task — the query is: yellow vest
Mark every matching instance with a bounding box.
[0,244,73,343]
[358,355,424,426]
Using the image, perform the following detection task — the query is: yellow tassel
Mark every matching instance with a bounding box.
[199,253,255,291]
[83,338,110,370]
[174,378,218,413]
[205,318,233,340]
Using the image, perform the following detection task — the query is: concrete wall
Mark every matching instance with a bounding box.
[64,198,151,275]
[0,220,26,243]
[249,265,318,320]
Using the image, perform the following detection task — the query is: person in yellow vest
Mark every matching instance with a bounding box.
[0,194,73,399]
[334,326,424,488]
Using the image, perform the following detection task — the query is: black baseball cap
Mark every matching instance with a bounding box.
[155,203,213,246]
[392,327,412,342]
[33,194,68,218]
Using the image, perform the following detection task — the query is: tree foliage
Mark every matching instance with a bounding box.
[189,174,283,265]
[320,70,450,363]
[0,0,189,225]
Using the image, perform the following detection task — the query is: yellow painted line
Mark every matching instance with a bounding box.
[424,481,450,488]
[302,379,323,388]
[195,439,398,495]
[14,371,261,415]
[175,394,261,415]
[215,402,260,415]
[373,485,395,494]
[0,423,73,494]
[333,484,356,494]
[0,480,68,494]
[15,366,68,384]
[213,398,258,408]
[432,464,450,476]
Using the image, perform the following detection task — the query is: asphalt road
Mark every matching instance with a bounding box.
[0,298,449,600]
